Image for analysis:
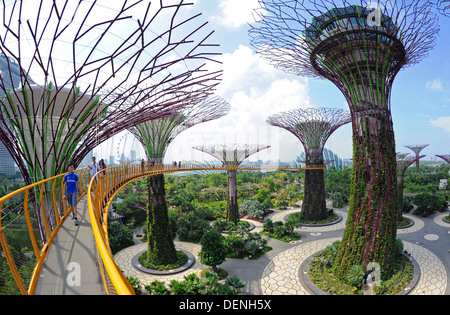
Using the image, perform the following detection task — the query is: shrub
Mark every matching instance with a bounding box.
[413,193,447,217]
[144,272,246,295]
[319,241,341,265]
[262,218,301,242]
[393,238,404,258]
[346,265,365,287]
[239,199,268,218]
[402,198,413,213]
[126,276,143,295]
[331,192,348,208]
[224,232,269,259]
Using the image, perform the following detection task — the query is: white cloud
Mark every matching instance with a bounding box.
[430,116,450,132]
[212,0,262,30]
[426,78,444,92]
[165,44,314,163]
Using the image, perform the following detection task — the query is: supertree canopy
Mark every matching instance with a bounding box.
[266,108,351,221]
[396,153,425,221]
[405,144,429,171]
[128,95,230,267]
[130,96,231,164]
[438,0,450,14]
[249,0,440,280]
[436,154,450,164]
[0,0,222,184]
[193,144,270,224]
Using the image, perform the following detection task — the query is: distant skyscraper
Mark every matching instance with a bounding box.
[0,142,15,175]
[0,54,25,176]
[80,150,93,167]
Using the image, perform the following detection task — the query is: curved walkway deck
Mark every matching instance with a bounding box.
[34,197,104,295]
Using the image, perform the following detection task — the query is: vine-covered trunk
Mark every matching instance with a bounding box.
[147,173,177,265]
[227,170,239,224]
[301,151,327,221]
[334,110,398,280]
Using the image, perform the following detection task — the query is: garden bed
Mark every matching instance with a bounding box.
[132,249,195,275]
[300,241,419,295]
[289,210,342,227]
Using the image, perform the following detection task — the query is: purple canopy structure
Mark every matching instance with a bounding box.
[130,96,231,164]
[266,108,351,221]
[405,145,429,171]
[436,155,450,164]
[0,0,222,184]
[249,0,440,279]
[193,144,270,224]
[438,0,450,14]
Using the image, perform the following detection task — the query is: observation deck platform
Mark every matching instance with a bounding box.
[34,197,104,295]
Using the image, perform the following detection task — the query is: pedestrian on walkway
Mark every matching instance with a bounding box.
[99,159,106,178]
[63,163,82,226]
[89,156,100,180]
[141,159,146,174]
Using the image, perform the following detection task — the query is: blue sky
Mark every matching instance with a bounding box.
[112,0,450,165]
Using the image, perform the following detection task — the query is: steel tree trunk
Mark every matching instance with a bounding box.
[147,173,177,265]
[227,169,239,224]
[335,112,398,280]
[301,150,327,221]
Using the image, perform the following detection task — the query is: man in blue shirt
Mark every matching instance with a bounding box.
[63,163,82,226]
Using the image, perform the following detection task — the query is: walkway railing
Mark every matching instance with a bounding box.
[0,168,90,295]
[86,162,326,295]
[0,163,326,295]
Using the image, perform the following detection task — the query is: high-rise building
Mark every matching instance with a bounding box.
[0,54,25,176]
[0,142,15,175]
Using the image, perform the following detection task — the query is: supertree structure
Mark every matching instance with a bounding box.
[130,96,231,164]
[436,155,450,164]
[396,153,425,221]
[128,96,230,266]
[405,145,429,171]
[0,0,222,185]
[266,108,351,221]
[249,0,440,280]
[438,0,450,15]
[193,144,270,224]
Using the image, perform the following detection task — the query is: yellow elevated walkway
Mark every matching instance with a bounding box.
[0,163,325,295]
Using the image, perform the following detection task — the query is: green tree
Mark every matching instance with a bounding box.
[199,229,227,273]
[208,173,227,188]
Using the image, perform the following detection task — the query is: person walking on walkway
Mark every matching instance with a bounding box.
[63,163,82,226]
[89,156,100,180]
[98,159,106,178]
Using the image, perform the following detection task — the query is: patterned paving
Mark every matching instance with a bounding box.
[259,238,447,295]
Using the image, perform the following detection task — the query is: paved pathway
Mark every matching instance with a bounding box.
[114,206,450,295]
